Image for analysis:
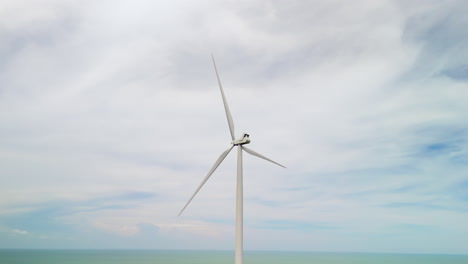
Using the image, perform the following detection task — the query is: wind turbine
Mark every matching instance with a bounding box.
[179,55,285,264]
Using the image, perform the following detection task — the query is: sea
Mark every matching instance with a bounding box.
[0,249,467,264]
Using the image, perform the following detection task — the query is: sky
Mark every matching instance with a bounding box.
[0,0,467,255]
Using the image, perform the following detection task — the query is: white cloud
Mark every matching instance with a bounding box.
[0,0,467,254]
[11,229,29,235]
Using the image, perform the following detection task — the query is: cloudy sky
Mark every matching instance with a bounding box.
[1,0,467,254]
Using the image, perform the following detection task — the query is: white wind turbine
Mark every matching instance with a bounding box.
[179,56,285,264]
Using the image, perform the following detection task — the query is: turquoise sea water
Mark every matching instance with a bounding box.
[0,250,467,264]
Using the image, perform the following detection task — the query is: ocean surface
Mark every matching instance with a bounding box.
[0,249,467,264]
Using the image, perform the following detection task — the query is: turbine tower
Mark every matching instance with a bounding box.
[179,55,285,264]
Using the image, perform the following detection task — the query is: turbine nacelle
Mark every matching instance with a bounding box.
[232,133,251,145]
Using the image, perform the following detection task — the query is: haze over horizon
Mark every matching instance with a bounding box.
[1,0,467,254]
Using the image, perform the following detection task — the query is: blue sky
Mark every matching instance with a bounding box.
[0,0,467,254]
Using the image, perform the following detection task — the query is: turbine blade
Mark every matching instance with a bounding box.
[243,146,286,168]
[212,55,236,140]
[178,145,235,216]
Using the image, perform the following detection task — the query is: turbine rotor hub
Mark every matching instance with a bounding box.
[232,133,251,145]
